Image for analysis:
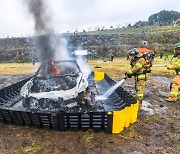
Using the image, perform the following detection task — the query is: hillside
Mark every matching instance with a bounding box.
[76,25,180,35]
[0,25,179,62]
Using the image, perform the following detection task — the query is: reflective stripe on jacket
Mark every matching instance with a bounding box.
[167,58,180,75]
[137,74,146,80]
[127,57,147,78]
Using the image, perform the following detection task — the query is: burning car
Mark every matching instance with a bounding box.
[20,60,91,110]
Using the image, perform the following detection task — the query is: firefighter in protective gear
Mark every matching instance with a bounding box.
[125,48,148,102]
[165,42,180,102]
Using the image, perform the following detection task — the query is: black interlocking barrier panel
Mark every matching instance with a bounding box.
[0,74,136,133]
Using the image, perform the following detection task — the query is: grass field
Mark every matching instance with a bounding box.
[89,57,175,79]
[0,63,40,75]
[0,57,175,78]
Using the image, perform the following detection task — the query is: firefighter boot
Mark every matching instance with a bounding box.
[165,95,178,102]
[138,100,142,109]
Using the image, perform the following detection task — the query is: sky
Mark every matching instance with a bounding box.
[0,0,179,37]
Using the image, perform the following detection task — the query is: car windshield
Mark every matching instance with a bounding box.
[37,61,80,76]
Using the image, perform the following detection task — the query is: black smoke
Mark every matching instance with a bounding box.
[25,0,58,62]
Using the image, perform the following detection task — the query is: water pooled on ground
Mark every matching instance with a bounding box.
[153,76,171,87]
[141,100,155,115]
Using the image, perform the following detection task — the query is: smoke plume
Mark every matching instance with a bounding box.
[25,0,91,80]
[25,0,70,62]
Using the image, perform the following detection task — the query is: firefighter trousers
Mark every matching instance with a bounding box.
[135,78,146,102]
[169,75,180,99]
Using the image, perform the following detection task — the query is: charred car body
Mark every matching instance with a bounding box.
[20,60,96,111]
[0,60,137,133]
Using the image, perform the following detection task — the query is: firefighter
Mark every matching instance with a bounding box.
[165,42,180,102]
[125,48,149,102]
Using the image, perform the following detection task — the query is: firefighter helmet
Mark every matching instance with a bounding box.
[174,42,180,57]
[128,48,139,56]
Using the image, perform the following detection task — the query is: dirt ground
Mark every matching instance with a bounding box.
[0,75,179,154]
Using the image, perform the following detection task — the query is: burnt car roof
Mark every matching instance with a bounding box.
[35,60,81,77]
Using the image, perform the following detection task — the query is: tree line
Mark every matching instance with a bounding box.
[134,10,180,27]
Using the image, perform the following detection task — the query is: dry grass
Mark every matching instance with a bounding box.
[89,58,130,79]
[150,56,174,77]
[0,57,174,78]
[0,63,39,75]
[89,57,174,79]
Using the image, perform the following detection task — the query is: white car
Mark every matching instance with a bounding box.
[20,60,89,110]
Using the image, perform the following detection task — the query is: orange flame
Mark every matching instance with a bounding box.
[50,60,61,75]
[83,90,88,100]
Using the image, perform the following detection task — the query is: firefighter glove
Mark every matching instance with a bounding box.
[166,65,171,69]
[125,72,132,78]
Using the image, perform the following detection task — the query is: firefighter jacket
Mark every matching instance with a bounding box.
[167,58,180,75]
[127,57,147,80]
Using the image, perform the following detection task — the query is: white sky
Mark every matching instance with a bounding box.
[0,0,179,37]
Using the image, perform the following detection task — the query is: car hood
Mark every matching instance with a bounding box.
[20,72,88,101]
[28,87,79,101]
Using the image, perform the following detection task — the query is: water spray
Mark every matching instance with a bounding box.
[95,76,127,101]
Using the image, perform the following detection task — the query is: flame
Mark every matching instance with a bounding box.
[83,90,88,100]
[50,60,61,75]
